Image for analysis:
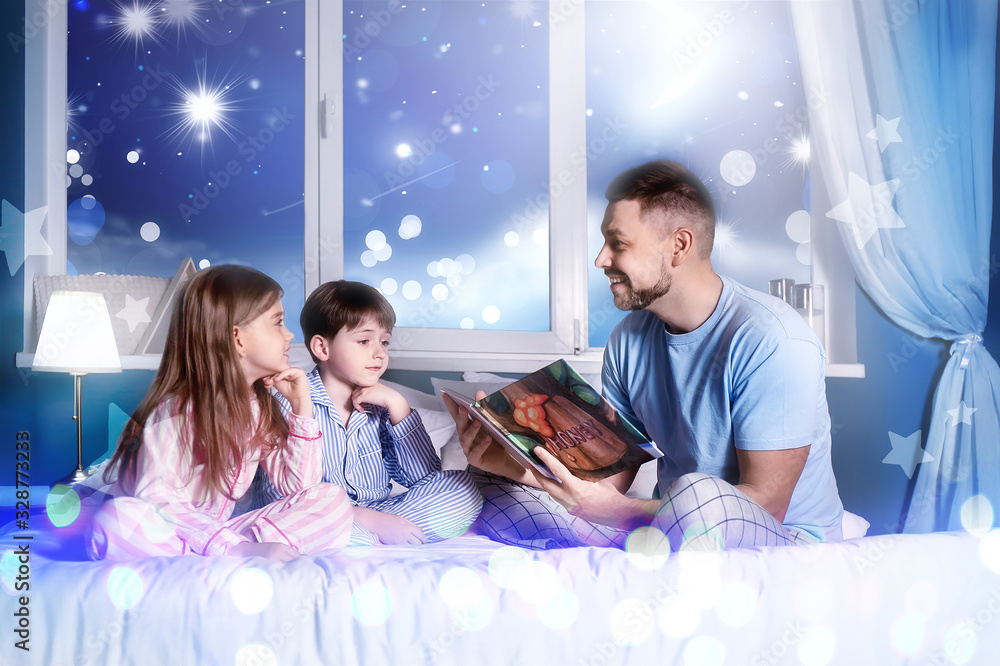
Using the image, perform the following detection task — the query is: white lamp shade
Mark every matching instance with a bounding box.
[33,291,122,373]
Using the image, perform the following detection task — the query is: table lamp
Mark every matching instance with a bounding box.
[33,290,122,485]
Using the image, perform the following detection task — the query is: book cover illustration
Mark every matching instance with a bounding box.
[475,359,658,482]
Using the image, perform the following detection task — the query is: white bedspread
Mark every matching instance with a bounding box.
[4,531,1000,665]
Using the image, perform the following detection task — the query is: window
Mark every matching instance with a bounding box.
[22,0,861,377]
[63,0,307,333]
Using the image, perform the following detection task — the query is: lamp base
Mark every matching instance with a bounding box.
[53,465,90,488]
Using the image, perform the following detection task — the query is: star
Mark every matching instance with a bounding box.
[946,400,977,426]
[116,294,152,332]
[883,430,934,479]
[866,114,903,152]
[826,172,906,249]
[0,200,53,276]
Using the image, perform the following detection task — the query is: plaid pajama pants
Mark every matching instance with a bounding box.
[470,468,815,551]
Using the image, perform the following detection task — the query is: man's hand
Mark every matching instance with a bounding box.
[229,541,300,562]
[264,367,313,420]
[442,392,537,487]
[354,507,426,545]
[531,447,658,532]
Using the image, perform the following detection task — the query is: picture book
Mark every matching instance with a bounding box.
[441,359,661,482]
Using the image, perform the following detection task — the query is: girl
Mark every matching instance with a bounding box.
[87,265,353,561]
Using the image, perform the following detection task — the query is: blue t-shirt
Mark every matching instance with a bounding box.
[602,276,843,541]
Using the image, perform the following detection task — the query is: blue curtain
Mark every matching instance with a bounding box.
[849,1,998,532]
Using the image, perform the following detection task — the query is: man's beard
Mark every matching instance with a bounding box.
[610,270,673,311]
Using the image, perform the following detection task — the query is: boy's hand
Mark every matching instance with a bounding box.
[354,507,426,545]
[352,382,411,425]
[229,541,300,562]
[265,367,313,419]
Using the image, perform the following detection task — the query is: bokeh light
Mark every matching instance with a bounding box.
[482,306,501,324]
[941,620,977,665]
[538,587,579,630]
[140,222,160,242]
[230,568,274,615]
[889,611,926,655]
[380,278,398,295]
[785,210,811,243]
[683,635,725,666]
[352,581,394,625]
[401,280,422,300]
[107,565,145,610]
[511,560,559,605]
[366,230,387,250]
[624,526,671,570]
[979,529,1000,573]
[46,484,82,527]
[720,150,756,187]
[960,495,994,537]
[439,566,483,611]
[0,550,22,595]
[399,214,422,239]
[489,545,529,588]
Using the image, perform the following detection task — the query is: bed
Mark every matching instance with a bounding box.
[6,528,1000,665]
[5,374,1000,665]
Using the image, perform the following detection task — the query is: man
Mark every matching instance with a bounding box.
[446,160,843,551]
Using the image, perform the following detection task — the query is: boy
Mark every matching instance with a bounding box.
[252,280,483,544]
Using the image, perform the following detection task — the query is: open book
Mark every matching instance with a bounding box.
[441,359,661,482]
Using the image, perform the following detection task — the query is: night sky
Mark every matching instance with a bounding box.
[66,0,813,344]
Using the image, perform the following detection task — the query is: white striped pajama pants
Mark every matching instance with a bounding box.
[349,469,483,545]
[88,483,354,560]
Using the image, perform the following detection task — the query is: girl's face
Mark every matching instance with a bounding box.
[321,317,391,390]
[234,298,295,385]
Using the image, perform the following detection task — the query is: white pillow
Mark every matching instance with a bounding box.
[413,407,458,458]
[626,459,659,499]
[841,510,871,539]
[462,369,604,394]
[430,377,514,410]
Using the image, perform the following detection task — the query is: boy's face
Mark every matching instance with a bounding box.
[320,317,391,389]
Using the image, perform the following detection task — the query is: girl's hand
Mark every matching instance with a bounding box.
[351,382,411,425]
[265,367,313,419]
[229,541,300,562]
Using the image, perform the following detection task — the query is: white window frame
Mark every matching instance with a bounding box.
[19,0,863,378]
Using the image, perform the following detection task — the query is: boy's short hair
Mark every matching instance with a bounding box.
[301,280,396,363]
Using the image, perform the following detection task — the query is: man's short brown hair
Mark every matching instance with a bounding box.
[605,160,716,258]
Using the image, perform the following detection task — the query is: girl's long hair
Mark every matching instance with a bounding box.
[105,265,290,500]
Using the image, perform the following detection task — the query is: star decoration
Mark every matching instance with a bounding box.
[826,172,906,249]
[946,400,977,426]
[866,114,903,152]
[0,200,53,276]
[116,294,152,332]
[883,429,934,479]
